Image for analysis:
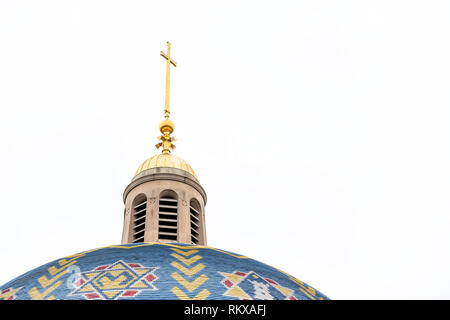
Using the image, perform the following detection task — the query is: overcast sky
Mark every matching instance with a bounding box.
[1,1,450,299]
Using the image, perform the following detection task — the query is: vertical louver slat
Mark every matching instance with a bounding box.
[190,205,200,244]
[133,199,147,243]
[158,197,178,241]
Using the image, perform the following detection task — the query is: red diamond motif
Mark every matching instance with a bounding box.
[94,265,108,271]
[85,293,101,299]
[146,274,156,282]
[122,290,138,297]
[223,280,233,288]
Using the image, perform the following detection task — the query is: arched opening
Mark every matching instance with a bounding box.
[189,198,201,244]
[158,190,178,242]
[132,194,147,243]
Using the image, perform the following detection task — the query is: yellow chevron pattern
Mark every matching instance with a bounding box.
[170,253,202,266]
[169,248,210,300]
[170,261,205,276]
[28,252,86,300]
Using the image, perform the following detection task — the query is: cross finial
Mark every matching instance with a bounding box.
[160,41,177,119]
[156,41,177,154]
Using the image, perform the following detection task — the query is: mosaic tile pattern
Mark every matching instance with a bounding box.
[0,243,328,300]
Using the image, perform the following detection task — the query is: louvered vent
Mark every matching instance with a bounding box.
[158,197,178,241]
[133,198,147,243]
[190,202,200,244]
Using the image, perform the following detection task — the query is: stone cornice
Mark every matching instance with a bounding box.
[123,167,207,204]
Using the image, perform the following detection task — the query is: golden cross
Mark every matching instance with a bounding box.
[160,41,177,119]
[155,41,177,154]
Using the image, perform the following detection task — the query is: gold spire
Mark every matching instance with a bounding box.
[156,41,177,154]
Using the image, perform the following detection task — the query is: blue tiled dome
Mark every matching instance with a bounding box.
[0,243,328,300]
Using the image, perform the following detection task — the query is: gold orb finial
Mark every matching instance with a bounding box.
[159,118,175,134]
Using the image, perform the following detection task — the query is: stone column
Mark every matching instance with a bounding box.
[177,197,191,243]
[121,207,131,244]
[144,196,158,242]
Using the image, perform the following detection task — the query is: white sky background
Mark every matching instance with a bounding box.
[0,1,449,299]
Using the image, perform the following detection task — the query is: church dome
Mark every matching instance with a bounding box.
[0,243,328,300]
[134,153,198,180]
[0,43,330,302]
